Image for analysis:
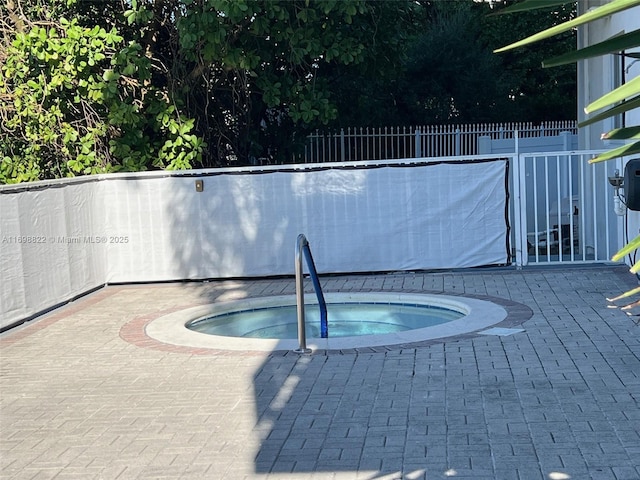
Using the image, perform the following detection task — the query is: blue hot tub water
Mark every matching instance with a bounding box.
[186,302,464,339]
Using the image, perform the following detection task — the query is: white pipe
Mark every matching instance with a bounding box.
[614,194,626,216]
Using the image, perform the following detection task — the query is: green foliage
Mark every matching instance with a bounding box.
[1,0,407,179]
[494,0,640,164]
[0,0,205,183]
[0,0,583,182]
[174,0,408,164]
[495,0,640,304]
[325,0,577,127]
[495,0,640,52]
[544,29,640,67]
[1,15,117,181]
[480,0,577,123]
[399,2,513,123]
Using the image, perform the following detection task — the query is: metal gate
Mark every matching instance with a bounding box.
[510,150,624,267]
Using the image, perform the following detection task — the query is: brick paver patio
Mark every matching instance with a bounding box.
[1,265,639,479]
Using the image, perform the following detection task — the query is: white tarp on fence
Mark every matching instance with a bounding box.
[0,181,107,328]
[0,159,508,328]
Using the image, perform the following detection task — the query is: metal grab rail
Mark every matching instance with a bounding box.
[295,234,328,353]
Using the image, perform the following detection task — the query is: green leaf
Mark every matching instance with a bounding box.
[607,286,640,301]
[578,96,640,128]
[102,69,119,82]
[588,140,640,163]
[543,29,640,67]
[124,10,135,25]
[585,75,640,113]
[602,126,640,140]
[612,233,640,262]
[494,0,640,53]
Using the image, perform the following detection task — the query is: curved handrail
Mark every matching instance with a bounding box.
[295,234,328,353]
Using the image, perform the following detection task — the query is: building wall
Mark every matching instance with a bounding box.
[578,1,640,149]
[577,1,640,260]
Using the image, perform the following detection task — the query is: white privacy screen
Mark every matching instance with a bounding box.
[0,159,509,327]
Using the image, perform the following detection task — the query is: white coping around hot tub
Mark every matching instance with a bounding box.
[145,292,507,352]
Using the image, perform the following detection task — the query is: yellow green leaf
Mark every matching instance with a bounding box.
[613,233,640,262]
[585,76,640,113]
[588,141,640,163]
[494,0,640,53]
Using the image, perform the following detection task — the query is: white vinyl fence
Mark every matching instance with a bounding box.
[303,121,577,163]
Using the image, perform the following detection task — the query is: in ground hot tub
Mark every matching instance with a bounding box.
[145,292,508,351]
